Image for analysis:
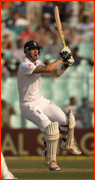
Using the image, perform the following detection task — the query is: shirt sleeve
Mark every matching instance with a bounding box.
[22,60,45,75]
[23,63,36,75]
[37,60,45,66]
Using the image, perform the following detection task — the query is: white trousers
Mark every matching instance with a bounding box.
[1,152,8,178]
[1,152,16,179]
[21,97,69,133]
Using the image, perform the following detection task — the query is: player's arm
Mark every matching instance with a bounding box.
[42,66,67,77]
[33,58,63,75]
[45,54,74,77]
[42,49,75,77]
[33,46,73,76]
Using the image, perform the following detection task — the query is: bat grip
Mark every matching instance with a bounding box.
[63,44,66,48]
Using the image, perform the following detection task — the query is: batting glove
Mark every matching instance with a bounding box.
[64,54,75,68]
[60,46,71,61]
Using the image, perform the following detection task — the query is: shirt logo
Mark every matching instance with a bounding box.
[29,64,32,67]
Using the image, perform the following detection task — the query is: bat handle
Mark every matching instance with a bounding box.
[63,44,66,48]
[61,30,66,48]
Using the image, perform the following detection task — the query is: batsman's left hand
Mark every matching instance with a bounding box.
[60,46,71,61]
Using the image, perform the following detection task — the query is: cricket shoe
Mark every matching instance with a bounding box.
[42,151,60,171]
[60,141,81,155]
[48,161,60,171]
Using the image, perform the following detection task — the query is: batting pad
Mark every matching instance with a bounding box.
[66,128,74,149]
[66,110,75,149]
[68,109,75,129]
[44,122,59,165]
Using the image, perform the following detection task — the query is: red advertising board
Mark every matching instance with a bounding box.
[1,128,94,156]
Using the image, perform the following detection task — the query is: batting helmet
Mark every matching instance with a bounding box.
[24,40,41,56]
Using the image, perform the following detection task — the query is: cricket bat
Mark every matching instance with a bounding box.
[54,6,66,48]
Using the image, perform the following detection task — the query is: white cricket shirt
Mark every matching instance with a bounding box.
[17,57,44,104]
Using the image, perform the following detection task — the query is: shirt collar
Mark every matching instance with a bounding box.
[25,56,40,65]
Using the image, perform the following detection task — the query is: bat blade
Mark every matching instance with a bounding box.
[54,6,66,48]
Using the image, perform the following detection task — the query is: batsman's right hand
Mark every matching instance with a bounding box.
[60,46,71,61]
[64,54,75,68]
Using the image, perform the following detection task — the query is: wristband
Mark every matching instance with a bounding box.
[56,59,61,65]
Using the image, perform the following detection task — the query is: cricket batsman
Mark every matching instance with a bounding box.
[17,40,81,171]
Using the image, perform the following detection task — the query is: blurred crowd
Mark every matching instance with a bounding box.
[1,1,94,129]
[63,96,94,128]
[1,1,94,80]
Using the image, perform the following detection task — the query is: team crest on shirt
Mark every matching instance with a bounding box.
[29,64,32,67]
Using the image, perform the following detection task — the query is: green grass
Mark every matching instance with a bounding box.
[6,158,94,179]
[13,172,94,179]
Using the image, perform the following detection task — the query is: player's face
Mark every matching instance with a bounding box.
[29,48,39,61]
